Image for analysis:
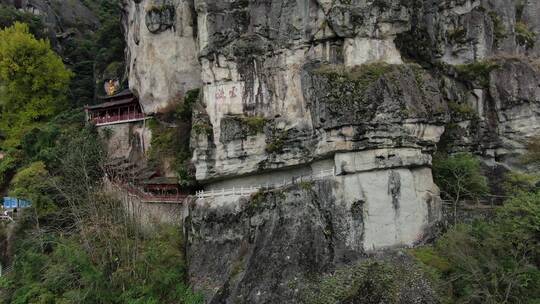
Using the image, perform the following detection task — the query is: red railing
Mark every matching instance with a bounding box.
[119,182,188,204]
[92,113,145,125]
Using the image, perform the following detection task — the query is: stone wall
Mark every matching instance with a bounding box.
[106,179,187,226]
[98,120,152,161]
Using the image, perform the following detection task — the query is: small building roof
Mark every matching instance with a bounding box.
[134,169,158,181]
[98,89,133,100]
[140,177,179,186]
[85,96,138,111]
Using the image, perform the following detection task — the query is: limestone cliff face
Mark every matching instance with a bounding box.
[187,181,440,303]
[122,0,201,113]
[121,0,540,302]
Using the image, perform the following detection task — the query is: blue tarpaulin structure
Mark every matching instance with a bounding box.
[2,197,31,209]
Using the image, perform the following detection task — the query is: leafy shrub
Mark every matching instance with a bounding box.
[2,224,203,304]
[192,123,213,136]
[302,261,400,304]
[455,61,499,87]
[433,153,489,203]
[243,116,267,134]
[412,191,540,303]
[488,12,507,46]
[448,27,468,44]
[448,101,476,121]
[0,5,46,38]
[314,62,394,103]
[0,151,21,187]
[148,89,200,187]
[9,162,56,215]
[503,171,539,196]
[515,21,536,50]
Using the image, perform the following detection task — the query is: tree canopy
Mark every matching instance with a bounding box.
[0,22,72,149]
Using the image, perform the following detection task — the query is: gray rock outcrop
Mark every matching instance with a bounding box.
[122,0,201,113]
[119,0,540,302]
[0,0,99,48]
[187,180,441,303]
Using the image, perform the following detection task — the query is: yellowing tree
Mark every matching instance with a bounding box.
[0,22,72,148]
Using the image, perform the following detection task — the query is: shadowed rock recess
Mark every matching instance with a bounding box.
[120,0,540,302]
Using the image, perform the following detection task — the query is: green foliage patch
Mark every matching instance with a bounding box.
[9,162,56,215]
[433,153,489,204]
[488,11,507,46]
[148,89,200,188]
[314,62,394,104]
[448,27,468,44]
[0,23,72,149]
[0,5,46,39]
[503,171,539,197]
[192,123,213,136]
[1,224,203,304]
[448,101,476,121]
[515,21,536,50]
[455,60,499,87]
[411,191,540,303]
[301,258,430,304]
[243,116,267,134]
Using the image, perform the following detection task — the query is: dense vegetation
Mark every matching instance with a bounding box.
[420,141,540,303]
[147,89,200,188]
[0,2,539,303]
[0,23,72,149]
[66,0,126,105]
[0,0,125,106]
[412,190,540,303]
[0,15,201,304]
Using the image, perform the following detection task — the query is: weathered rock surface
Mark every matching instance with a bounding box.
[122,0,201,114]
[119,0,540,302]
[187,179,441,303]
[0,0,99,48]
[99,121,151,162]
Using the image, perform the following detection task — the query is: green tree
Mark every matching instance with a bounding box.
[0,22,72,148]
[9,161,56,214]
[412,191,540,304]
[433,153,489,223]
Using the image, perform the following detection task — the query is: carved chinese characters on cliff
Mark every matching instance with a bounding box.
[214,85,239,104]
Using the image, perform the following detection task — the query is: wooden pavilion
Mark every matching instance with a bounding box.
[85,90,145,126]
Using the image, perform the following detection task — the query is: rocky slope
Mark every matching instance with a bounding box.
[0,0,99,48]
[120,0,540,302]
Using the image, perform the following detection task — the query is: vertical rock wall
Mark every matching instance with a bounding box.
[122,0,201,114]
[121,1,540,302]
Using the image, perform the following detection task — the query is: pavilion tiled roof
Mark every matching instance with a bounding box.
[85,96,137,110]
[140,177,179,185]
[98,89,133,100]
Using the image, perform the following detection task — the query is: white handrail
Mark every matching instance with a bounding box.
[0,215,14,222]
[196,168,336,199]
